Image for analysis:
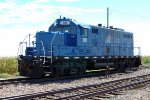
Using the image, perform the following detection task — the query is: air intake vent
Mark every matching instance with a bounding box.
[110,26,113,29]
[98,24,102,27]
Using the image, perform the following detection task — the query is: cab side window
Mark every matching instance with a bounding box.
[83,28,88,38]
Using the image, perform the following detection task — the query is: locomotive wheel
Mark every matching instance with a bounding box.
[27,61,44,78]
[117,62,125,73]
[64,67,71,75]
[27,67,43,78]
[53,61,70,76]
[78,61,86,74]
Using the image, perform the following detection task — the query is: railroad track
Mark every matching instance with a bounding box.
[0,69,118,86]
[1,74,150,100]
[0,66,139,86]
[0,78,30,86]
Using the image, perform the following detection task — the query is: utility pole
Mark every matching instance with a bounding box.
[107,7,109,28]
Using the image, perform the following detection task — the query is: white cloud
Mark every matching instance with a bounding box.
[56,6,104,15]
[0,1,15,9]
[0,0,105,26]
[34,0,50,3]
[55,0,79,2]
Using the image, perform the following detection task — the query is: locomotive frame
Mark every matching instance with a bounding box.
[18,55,141,78]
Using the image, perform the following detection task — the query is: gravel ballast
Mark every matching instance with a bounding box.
[0,66,150,99]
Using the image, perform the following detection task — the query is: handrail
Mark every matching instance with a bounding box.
[41,41,46,64]
[17,34,35,56]
[134,47,141,56]
[50,32,59,63]
[17,42,27,56]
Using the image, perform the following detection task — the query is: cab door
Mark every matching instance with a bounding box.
[65,33,77,46]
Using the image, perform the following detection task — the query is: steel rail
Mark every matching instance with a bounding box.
[0,78,30,86]
[58,78,150,99]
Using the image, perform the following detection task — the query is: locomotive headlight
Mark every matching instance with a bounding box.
[65,30,69,32]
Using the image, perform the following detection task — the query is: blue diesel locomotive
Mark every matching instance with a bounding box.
[18,17,141,78]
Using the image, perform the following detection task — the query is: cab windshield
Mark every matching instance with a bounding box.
[54,26,69,33]
[53,26,76,34]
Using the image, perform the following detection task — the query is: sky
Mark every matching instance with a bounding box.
[0,0,150,56]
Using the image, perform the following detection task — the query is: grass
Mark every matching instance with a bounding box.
[0,57,18,77]
[0,73,12,78]
[141,56,150,65]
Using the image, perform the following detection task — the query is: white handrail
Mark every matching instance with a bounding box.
[17,42,27,56]
[17,34,35,56]
[50,32,59,63]
[41,41,46,64]
[134,47,141,56]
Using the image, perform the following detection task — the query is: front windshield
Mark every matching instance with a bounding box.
[54,26,70,33]
[53,25,76,34]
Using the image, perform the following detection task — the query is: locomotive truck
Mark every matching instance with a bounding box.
[18,17,141,78]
